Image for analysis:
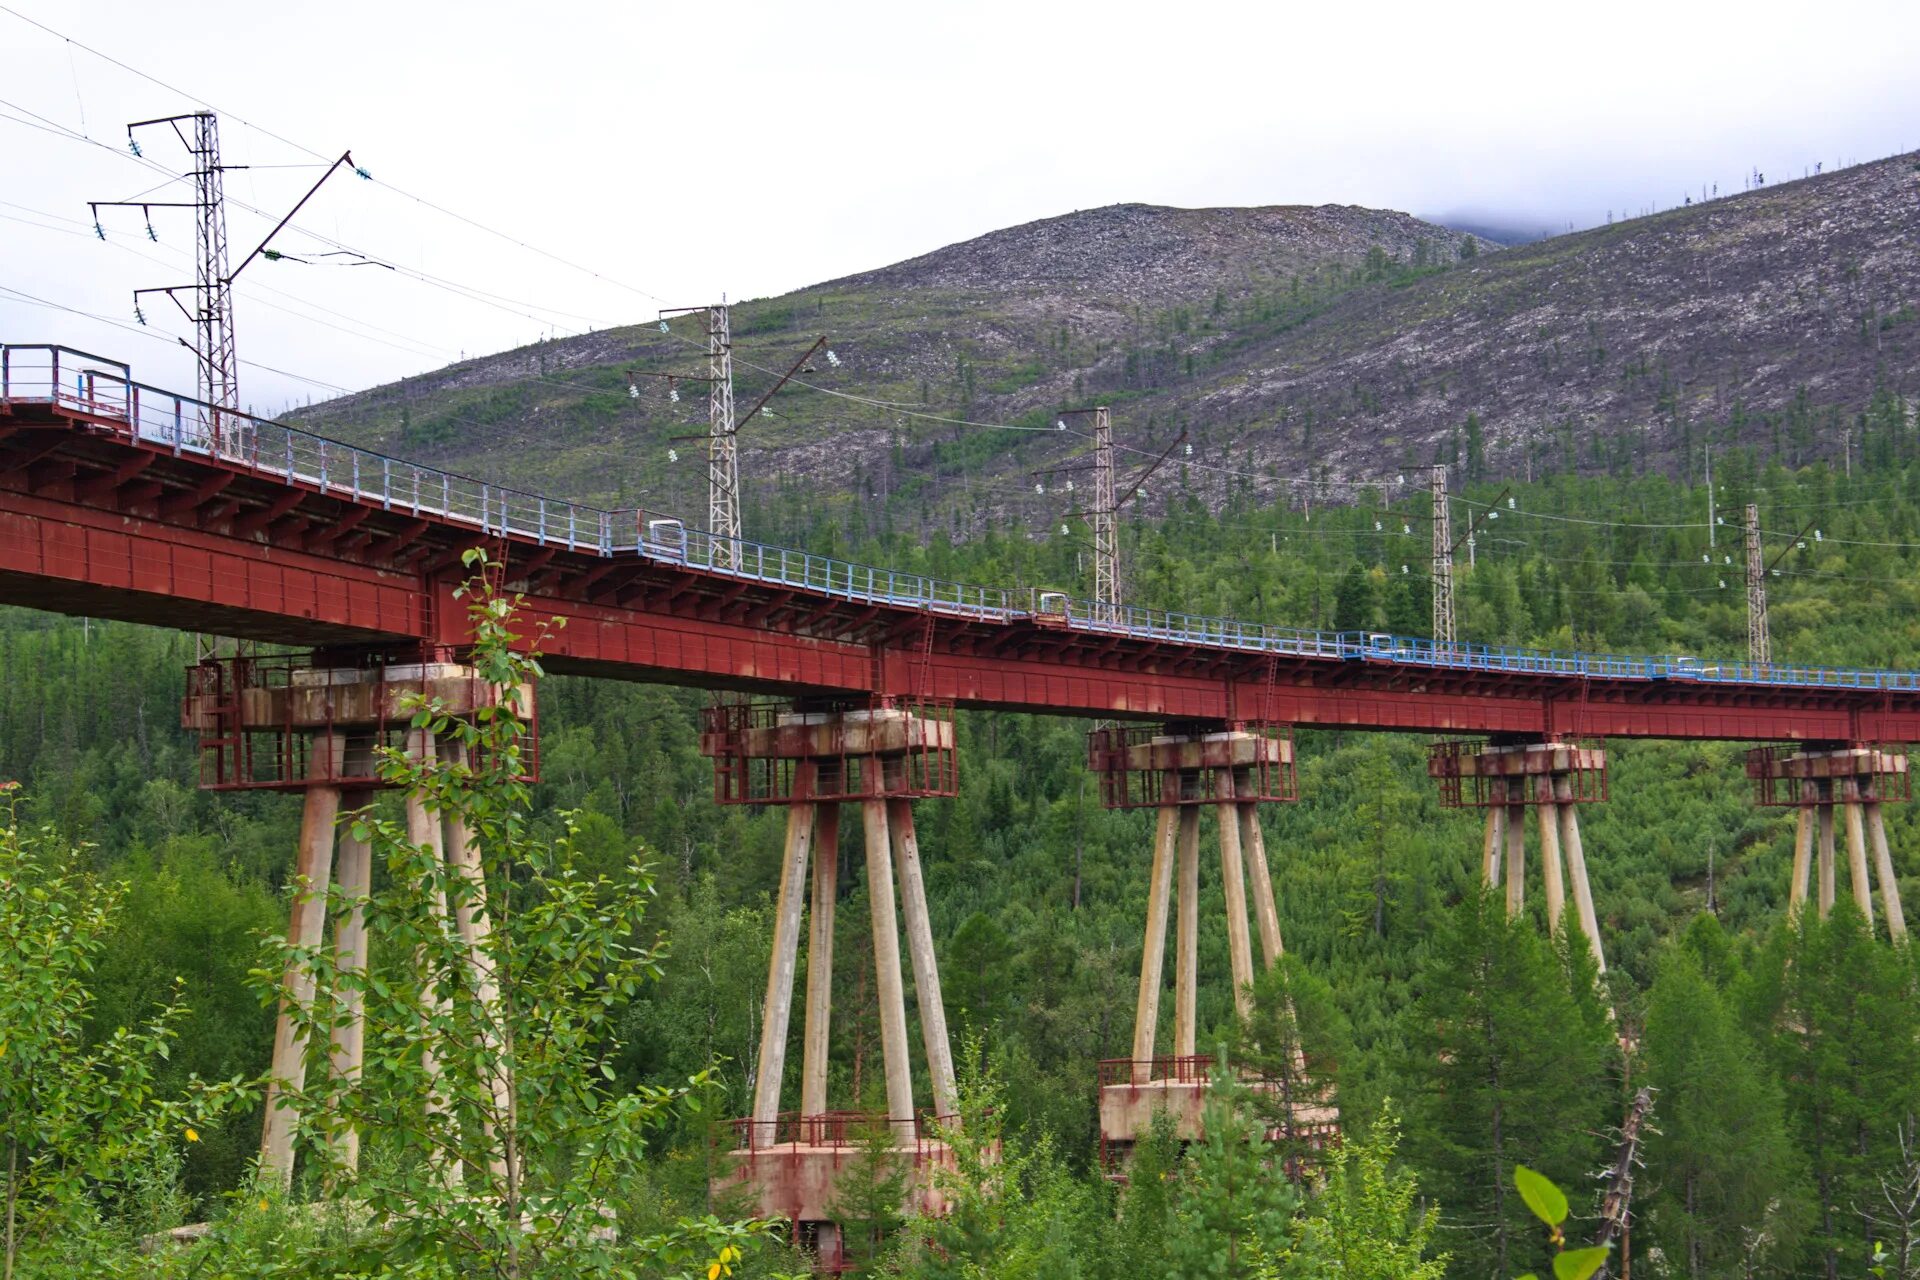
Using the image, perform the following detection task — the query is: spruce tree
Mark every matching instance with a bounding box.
[1643,934,1809,1276]
[1164,1073,1302,1279]
[1765,905,1920,1279]
[1405,886,1613,1279]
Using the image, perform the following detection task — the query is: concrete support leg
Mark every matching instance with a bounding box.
[1504,803,1527,918]
[889,799,957,1120]
[1216,769,1256,1021]
[1866,802,1908,941]
[326,788,372,1175]
[1239,800,1284,967]
[1555,781,1608,974]
[438,740,510,1184]
[404,727,461,1189]
[1133,803,1179,1084]
[861,790,915,1125]
[1788,806,1815,920]
[1536,776,1566,937]
[1817,801,1837,918]
[753,762,817,1127]
[1483,804,1504,890]
[801,803,840,1119]
[1174,803,1201,1060]
[1843,788,1875,925]
[260,732,345,1190]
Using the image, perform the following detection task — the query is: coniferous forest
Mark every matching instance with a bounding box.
[4,446,1920,1278]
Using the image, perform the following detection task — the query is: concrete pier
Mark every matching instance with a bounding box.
[183,651,529,1191]
[1430,739,1610,972]
[1750,744,1909,939]
[701,700,966,1253]
[1087,723,1336,1177]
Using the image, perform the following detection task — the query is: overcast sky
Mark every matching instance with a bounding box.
[4,0,1917,415]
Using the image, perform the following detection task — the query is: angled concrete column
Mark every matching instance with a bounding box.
[1554,776,1607,974]
[1788,804,1815,919]
[1215,768,1256,1020]
[438,739,509,1184]
[861,790,915,1125]
[405,727,461,1189]
[1174,802,1201,1059]
[260,731,345,1189]
[1483,801,1505,889]
[1842,783,1875,924]
[889,799,957,1119]
[1536,775,1566,936]
[1504,802,1527,917]
[1132,802,1179,1083]
[326,788,373,1175]
[1865,802,1907,941]
[753,761,817,1126]
[1239,798,1284,967]
[801,802,840,1118]
[1817,798,1837,918]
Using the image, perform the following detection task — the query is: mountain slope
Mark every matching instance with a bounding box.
[298,153,1920,533]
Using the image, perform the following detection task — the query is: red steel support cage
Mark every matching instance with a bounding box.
[1744,743,1912,806]
[183,649,539,791]
[701,698,958,805]
[1427,738,1608,808]
[727,1111,961,1153]
[1086,721,1297,810]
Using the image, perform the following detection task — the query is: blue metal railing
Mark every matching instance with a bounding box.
[7,342,1919,696]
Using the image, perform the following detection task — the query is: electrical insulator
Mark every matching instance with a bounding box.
[1507,496,1516,509]
[1374,520,1383,531]
[127,139,142,157]
[669,388,680,403]
[93,221,105,241]
[1814,530,1823,541]
[658,320,669,333]
[145,221,157,242]
[628,384,640,400]
[826,349,841,367]
[1396,474,1405,485]
[1488,510,1499,520]
[134,304,146,326]
[667,448,678,462]
[1065,479,1074,492]
[1401,564,1409,574]
[1718,579,1727,588]
[1060,523,1069,535]
[1772,568,1781,577]
[1035,482,1045,495]
[1701,554,1710,563]
[1403,523,1411,535]
[1183,442,1193,456]
[1056,419,1067,431]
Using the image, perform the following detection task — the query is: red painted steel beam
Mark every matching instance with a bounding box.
[6,399,1920,741]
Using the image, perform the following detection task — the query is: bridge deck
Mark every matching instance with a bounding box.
[3,342,1917,741]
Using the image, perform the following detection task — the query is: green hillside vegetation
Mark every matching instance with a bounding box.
[3,448,1920,1276]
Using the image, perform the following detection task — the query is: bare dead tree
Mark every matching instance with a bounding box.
[1594,1087,1656,1280]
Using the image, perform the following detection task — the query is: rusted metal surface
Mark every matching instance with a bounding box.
[701,702,958,803]
[1429,739,1609,807]
[1746,743,1912,805]
[1087,724,1296,808]
[181,651,537,790]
